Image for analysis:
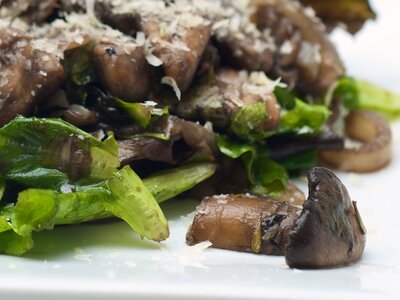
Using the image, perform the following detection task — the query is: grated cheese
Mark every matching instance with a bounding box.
[161,76,182,100]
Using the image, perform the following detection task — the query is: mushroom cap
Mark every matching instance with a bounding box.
[285,167,366,269]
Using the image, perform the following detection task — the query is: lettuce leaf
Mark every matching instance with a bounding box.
[0,204,34,255]
[279,99,331,135]
[54,162,217,224]
[115,99,168,128]
[0,179,5,202]
[143,162,216,203]
[0,160,219,255]
[0,165,171,255]
[274,86,296,110]
[334,77,400,120]
[230,102,269,140]
[0,117,119,190]
[63,41,97,104]
[0,230,33,256]
[216,135,288,194]
[276,150,318,172]
[102,166,169,241]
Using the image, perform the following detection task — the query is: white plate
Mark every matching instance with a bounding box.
[1,1,400,299]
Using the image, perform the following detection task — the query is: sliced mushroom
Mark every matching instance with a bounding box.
[62,104,99,128]
[186,194,301,255]
[22,0,57,24]
[286,167,366,268]
[118,116,218,166]
[0,28,65,126]
[186,167,366,268]
[213,10,275,72]
[299,0,376,34]
[267,129,344,160]
[0,0,57,23]
[59,0,85,14]
[253,0,345,96]
[139,13,212,92]
[319,110,392,172]
[94,1,141,35]
[93,43,151,102]
[175,68,281,135]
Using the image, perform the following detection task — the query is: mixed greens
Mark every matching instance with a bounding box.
[0,0,399,256]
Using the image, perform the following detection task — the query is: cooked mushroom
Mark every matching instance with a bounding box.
[267,129,344,160]
[59,0,85,14]
[319,110,392,172]
[118,116,218,166]
[218,69,281,132]
[299,0,376,34]
[94,0,141,35]
[175,68,281,137]
[0,28,65,126]
[61,104,99,128]
[213,9,275,72]
[140,14,212,93]
[0,0,57,23]
[187,167,366,268]
[253,0,345,96]
[22,0,57,24]
[186,194,301,255]
[286,167,366,268]
[93,43,151,102]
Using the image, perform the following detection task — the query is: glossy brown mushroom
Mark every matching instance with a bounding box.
[118,116,218,166]
[213,18,274,72]
[0,0,57,23]
[319,110,392,173]
[186,194,301,255]
[285,167,366,268]
[140,14,212,92]
[253,0,345,96]
[176,68,281,131]
[186,167,366,269]
[0,28,65,126]
[299,0,376,34]
[93,43,151,102]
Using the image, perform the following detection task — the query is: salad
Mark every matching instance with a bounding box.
[0,0,399,268]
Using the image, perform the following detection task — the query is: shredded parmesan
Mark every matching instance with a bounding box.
[161,76,182,100]
[144,38,163,66]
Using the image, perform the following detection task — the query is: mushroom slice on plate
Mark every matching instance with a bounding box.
[319,110,392,173]
[186,167,366,269]
[93,43,151,102]
[186,194,301,255]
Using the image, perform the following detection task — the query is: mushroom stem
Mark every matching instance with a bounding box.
[186,194,301,255]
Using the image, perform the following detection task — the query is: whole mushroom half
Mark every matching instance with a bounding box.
[285,167,366,268]
[186,167,366,269]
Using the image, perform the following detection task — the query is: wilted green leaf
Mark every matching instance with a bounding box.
[115,99,168,128]
[103,166,169,241]
[216,135,288,194]
[279,99,330,135]
[0,117,119,190]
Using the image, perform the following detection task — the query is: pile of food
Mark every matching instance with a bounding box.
[0,0,398,268]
